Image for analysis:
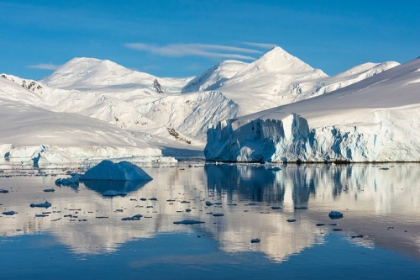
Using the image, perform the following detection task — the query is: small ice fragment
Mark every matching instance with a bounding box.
[185,208,191,212]
[251,238,260,243]
[205,201,213,206]
[140,198,147,201]
[271,206,281,210]
[350,234,364,238]
[95,216,109,219]
[316,223,325,226]
[0,189,9,193]
[122,214,143,221]
[294,206,307,210]
[43,189,55,193]
[333,228,343,231]
[30,201,51,208]
[166,199,175,202]
[287,219,297,222]
[3,211,17,215]
[329,211,344,219]
[173,219,205,225]
[149,198,157,201]
[35,214,48,217]
[181,200,190,203]
[213,213,224,217]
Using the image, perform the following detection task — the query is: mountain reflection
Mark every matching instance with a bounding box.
[1,163,420,261]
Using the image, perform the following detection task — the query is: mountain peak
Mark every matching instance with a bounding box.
[40,57,155,89]
[250,46,320,74]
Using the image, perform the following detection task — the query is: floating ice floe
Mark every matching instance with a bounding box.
[43,188,55,192]
[329,211,344,219]
[30,201,51,208]
[287,219,297,222]
[2,211,17,215]
[173,219,205,225]
[55,174,80,186]
[35,214,48,217]
[81,160,152,181]
[213,213,224,217]
[251,238,260,243]
[121,214,143,221]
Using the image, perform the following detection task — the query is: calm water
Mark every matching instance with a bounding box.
[0,163,420,279]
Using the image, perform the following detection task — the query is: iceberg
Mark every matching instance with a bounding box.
[81,160,152,181]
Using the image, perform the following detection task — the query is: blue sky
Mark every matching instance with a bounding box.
[1,0,419,80]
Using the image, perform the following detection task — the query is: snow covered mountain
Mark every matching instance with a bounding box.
[205,58,420,163]
[0,46,401,163]
[181,47,398,116]
[41,57,192,94]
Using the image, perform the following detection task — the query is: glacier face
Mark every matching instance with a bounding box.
[205,109,420,163]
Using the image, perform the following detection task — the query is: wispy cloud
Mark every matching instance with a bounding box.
[28,63,60,70]
[242,42,278,49]
[125,43,260,60]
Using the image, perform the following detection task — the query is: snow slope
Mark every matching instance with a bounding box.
[205,58,420,162]
[0,78,178,164]
[182,47,398,116]
[41,57,192,94]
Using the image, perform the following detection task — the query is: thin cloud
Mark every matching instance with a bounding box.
[242,42,278,49]
[28,63,60,70]
[125,43,260,60]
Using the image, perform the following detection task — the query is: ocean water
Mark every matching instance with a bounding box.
[0,162,419,279]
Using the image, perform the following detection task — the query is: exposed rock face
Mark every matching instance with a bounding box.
[153,79,164,94]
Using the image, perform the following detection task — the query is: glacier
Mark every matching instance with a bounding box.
[205,58,420,163]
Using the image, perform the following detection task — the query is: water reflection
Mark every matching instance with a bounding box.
[0,163,420,261]
[82,180,149,195]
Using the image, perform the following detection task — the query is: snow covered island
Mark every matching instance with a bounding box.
[205,58,420,163]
